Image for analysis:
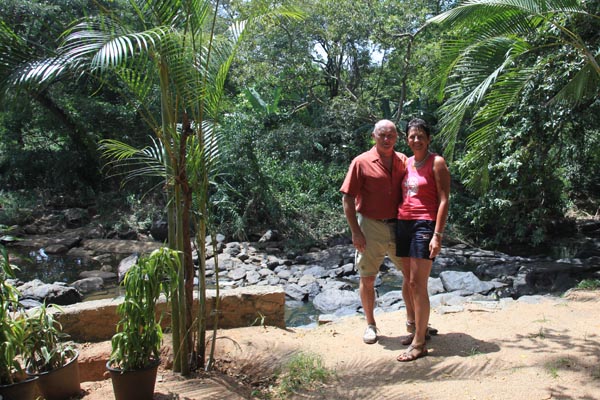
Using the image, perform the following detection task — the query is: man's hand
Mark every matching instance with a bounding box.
[352,230,366,253]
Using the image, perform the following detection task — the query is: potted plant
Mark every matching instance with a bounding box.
[106,247,180,400]
[0,245,37,400]
[24,303,81,400]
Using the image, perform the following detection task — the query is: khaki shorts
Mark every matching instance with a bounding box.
[355,214,403,277]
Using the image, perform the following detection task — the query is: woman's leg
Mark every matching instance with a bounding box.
[408,257,433,346]
[400,257,414,325]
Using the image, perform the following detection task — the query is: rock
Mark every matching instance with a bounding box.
[297,274,317,287]
[475,263,520,279]
[206,253,234,271]
[228,267,247,281]
[312,288,360,312]
[64,208,90,228]
[117,254,138,282]
[285,283,308,301]
[302,265,328,278]
[377,290,404,308]
[259,229,280,243]
[79,270,118,281]
[17,279,83,305]
[19,298,43,309]
[72,277,105,293]
[428,277,445,295]
[245,270,261,285]
[150,219,168,242]
[277,269,292,280]
[67,247,96,259]
[333,263,355,278]
[439,271,496,295]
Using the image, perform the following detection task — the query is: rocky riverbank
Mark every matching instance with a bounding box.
[2,207,599,326]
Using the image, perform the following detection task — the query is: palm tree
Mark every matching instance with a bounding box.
[12,0,302,373]
[427,0,599,190]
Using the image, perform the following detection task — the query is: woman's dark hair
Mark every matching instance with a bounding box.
[406,118,430,137]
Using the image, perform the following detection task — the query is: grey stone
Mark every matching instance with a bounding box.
[285,283,308,301]
[72,277,104,293]
[312,288,360,313]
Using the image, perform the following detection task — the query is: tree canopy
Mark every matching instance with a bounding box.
[0,0,598,253]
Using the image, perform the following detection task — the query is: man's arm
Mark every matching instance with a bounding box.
[342,194,366,253]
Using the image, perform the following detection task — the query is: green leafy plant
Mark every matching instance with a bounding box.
[275,352,332,397]
[23,303,75,373]
[576,279,600,290]
[0,244,27,385]
[108,247,180,371]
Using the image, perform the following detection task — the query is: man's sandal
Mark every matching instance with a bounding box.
[396,343,428,362]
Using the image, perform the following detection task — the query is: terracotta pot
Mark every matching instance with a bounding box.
[26,350,81,400]
[0,376,38,400]
[106,359,160,400]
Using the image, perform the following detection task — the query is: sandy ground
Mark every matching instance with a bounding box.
[79,289,600,400]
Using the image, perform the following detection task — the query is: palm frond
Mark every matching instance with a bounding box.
[550,58,600,105]
[461,66,535,191]
[99,137,169,184]
[429,0,585,28]
[437,36,530,159]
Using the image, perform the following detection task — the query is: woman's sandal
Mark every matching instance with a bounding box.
[401,321,435,345]
[396,344,428,362]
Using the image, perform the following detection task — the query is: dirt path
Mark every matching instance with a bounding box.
[79,290,600,399]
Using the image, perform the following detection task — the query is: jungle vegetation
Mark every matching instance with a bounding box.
[1,0,598,255]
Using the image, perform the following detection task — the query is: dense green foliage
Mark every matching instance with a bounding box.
[0,245,26,385]
[0,0,598,251]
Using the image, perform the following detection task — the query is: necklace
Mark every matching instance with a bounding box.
[413,152,431,169]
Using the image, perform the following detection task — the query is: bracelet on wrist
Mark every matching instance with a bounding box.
[433,231,443,238]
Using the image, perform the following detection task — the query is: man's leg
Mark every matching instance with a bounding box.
[360,275,377,326]
[360,274,378,344]
[355,216,387,344]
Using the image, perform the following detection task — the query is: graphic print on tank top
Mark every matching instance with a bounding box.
[405,176,419,197]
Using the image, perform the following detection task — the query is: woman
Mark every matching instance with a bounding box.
[396,118,450,362]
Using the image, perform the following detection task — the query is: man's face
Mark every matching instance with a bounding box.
[373,126,398,153]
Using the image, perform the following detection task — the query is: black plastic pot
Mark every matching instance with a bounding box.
[0,376,38,400]
[26,350,81,400]
[106,359,160,400]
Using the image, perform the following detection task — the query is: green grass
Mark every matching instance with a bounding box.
[274,352,333,398]
[529,327,546,339]
[545,358,572,379]
[576,279,600,290]
[464,346,483,357]
[533,314,549,323]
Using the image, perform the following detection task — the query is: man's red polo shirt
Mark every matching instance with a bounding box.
[340,147,407,220]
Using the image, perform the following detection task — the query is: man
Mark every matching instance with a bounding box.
[340,119,406,344]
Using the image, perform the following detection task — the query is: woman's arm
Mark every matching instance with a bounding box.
[430,155,451,258]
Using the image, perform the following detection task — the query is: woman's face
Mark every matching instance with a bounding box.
[406,127,430,153]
